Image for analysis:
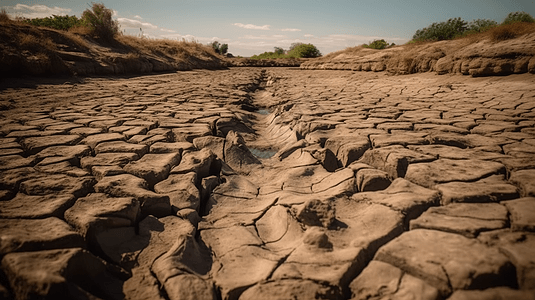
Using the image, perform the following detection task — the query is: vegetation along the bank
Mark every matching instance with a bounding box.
[250,43,322,59]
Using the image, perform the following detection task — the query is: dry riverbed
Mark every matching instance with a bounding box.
[0,68,534,300]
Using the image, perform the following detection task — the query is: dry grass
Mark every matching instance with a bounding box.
[0,9,10,23]
[325,22,535,60]
[18,32,57,51]
[64,30,90,48]
[116,34,217,59]
[454,22,535,44]
[489,22,535,41]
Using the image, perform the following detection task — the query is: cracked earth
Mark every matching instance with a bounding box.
[0,68,534,300]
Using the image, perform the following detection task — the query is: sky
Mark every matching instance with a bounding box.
[2,0,535,57]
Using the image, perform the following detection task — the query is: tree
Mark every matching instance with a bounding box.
[219,43,228,55]
[289,42,303,51]
[467,19,498,32]
[503,11,535,24]
[211,41,228,55]
[81,3,119,40]
[211,41,221,53]
[274,47,284,55]
[288,43,321,58]
[362,39,395,49]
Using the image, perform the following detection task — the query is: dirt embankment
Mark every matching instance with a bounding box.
[301,31,535,77]
[0,21,226,77]
[0,21,306,77]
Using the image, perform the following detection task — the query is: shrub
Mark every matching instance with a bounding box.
[467,19,498,32]
[219,43,228,55]
[23,15,83,30]
[362,39,394,49]
[413,17,468,41]
[274,47,284,55]
[0,8,10,22]
[503,11,535,25]
[210,41,228,54]
[289,42,303,51]
[288,43,321,58]
[81,2,119,40]
[250,51,288,59]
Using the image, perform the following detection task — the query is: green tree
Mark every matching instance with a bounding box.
[467,19,498,32]
[413,17,468,41]
[502,11,535,24]
[274,47,284,55]
[24,15,82,30]
[211,41,221,53]
[288,43,321,58]
[289,42,303,51]
[219,43,228,55]
[210,41,228,54]
[362,39,395,49]
[81,2,119,40]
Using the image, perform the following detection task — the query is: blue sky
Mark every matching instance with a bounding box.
[2,0,535,56]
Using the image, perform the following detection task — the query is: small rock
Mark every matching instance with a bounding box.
[375,229,516,296]
[94,141,148,157]
[302,227,332,249]
[65,193,140,250]
[150,141,193,153]
[405,158,505,188]
[502,197,535,232]
[436,175,519,204]
[94,174,171,217]
[154,173,200,212]
[295,198,335,228]
[21,135,82,155]
[356,168,391,192]
[448,287,535,300]
[224,131,260,173]
[171,148,218,181]
[0,217,84,255]
[239,279,343,300]
[410,203,508,238]
[510,169,535,197]
[0,193,76,219]
[81,132,125,149]
[124,152,181,187]
[2,248,124,300]
[350,260,439,300]
[193,136,225,159]
[80,152,139,169]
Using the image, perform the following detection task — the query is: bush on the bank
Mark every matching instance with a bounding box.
[24,15,83,30]
[362,39,395,49]
[411,12,535,42]
[413,17,468,41]
[503,11,535,25]
[211,41,229,54]
[251,43,321,59]
[288,43,321,58]
[81,3,119,40]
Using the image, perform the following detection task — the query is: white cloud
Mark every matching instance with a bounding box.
[160,28,176,33]
[134,15,142,20]
[304,34,314,37]
[232,23,270,30]
[281,28,301,32]
[9,4,71,18]
[240,34,288,40]
[118,18,158,30]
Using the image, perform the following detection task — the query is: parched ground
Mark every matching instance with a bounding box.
[0,68,534,300]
